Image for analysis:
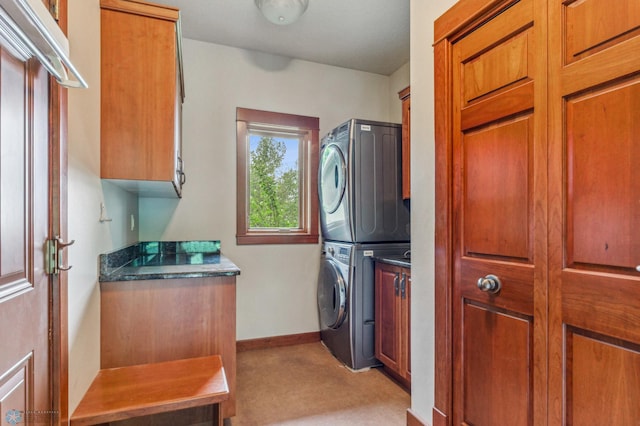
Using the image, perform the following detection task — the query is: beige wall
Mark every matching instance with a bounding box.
[139,39,408,341]
[67,0,141,412]
[389,61,410,123]
[409,0,458,423]
[66,2,409,413]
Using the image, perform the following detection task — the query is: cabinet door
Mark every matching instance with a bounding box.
[401,270,411,382]
[100,0,182,196]
[399,87,411,200]
[449,0,546,424]
[548,0,640,423]
[375,263,402,371]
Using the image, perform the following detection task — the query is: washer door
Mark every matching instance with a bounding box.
[317,258,347,329]
[319,144,346,214]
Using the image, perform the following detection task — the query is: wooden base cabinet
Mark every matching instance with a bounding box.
[375,262,411,389]
[100,276,236,421]
[100,0,185,197]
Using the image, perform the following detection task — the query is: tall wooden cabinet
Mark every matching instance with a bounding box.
[100,0,185,197]
[434,0,640,425]
[375,261,411,389]
[398,86,410,200]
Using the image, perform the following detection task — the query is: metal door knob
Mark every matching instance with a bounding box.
[477,274,502,294]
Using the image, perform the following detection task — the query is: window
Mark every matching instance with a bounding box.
[236,108,319,245]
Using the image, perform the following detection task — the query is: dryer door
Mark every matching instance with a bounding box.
[317,257,347,329]
[319,143,346,214]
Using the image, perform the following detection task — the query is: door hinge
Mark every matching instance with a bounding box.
[49,0,59,22]
[46,236,75,275]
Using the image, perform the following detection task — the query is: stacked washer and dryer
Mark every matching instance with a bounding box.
[317,119,410,370]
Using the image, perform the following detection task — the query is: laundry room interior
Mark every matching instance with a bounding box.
[3,0,636,424]
[2,0,461,425]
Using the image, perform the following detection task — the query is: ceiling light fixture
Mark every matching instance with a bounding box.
[255,0,309,25]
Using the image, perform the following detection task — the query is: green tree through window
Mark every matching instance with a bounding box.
[249,136,300,228]
[236,107,319,245]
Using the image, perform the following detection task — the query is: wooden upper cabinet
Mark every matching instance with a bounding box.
[398,86,410,200]
[100,0,185,197]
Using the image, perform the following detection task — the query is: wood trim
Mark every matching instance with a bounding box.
[50,0,69,423]
[407,408,428,426]
[236,107,320,130]
[433,37,453,424]
[398,85,410,100]
[235,108,320,246]
[99,0,179,21]
[531,1,549,424]
[236,234,319,245]
[434,0,511,44]
[50,83,69,425]
[431,407,448,426]
[237,332,320,352]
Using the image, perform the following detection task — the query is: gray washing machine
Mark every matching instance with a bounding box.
[317,240,410,370]
[319,119,410,243]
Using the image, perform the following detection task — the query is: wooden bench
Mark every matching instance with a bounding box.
[70,355,229,426]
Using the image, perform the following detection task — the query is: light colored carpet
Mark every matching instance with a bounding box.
[229,342,410,425]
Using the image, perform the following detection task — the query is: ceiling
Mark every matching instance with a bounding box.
[149,0,410,76]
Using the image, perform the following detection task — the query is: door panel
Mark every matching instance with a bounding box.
[566,79,640,269]
[0,46,51,422]
[463,30,531,103]
[564,0,640,63]
[463,303,532,426]
[566,330,640,425]
[452,0,541,424]
[463,117,532,260]
[0,49,28,294]
[549,0,640,423]
[457,0,534,105]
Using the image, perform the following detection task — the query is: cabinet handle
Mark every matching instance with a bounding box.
[177,157,186,185]
[400,273,407,299]
[394,273,399,296]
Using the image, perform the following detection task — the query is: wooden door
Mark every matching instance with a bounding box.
[548,0,640,423]
[0,41,53,425]
[448,0,547,424]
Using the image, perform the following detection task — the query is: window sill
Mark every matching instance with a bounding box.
[236,233,319,245]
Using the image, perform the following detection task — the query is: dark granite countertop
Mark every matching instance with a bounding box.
[374,255,411,269]
[99,240,241,282]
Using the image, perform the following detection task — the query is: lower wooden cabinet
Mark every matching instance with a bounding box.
[375,261,411,388]
[100,276,236,420]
